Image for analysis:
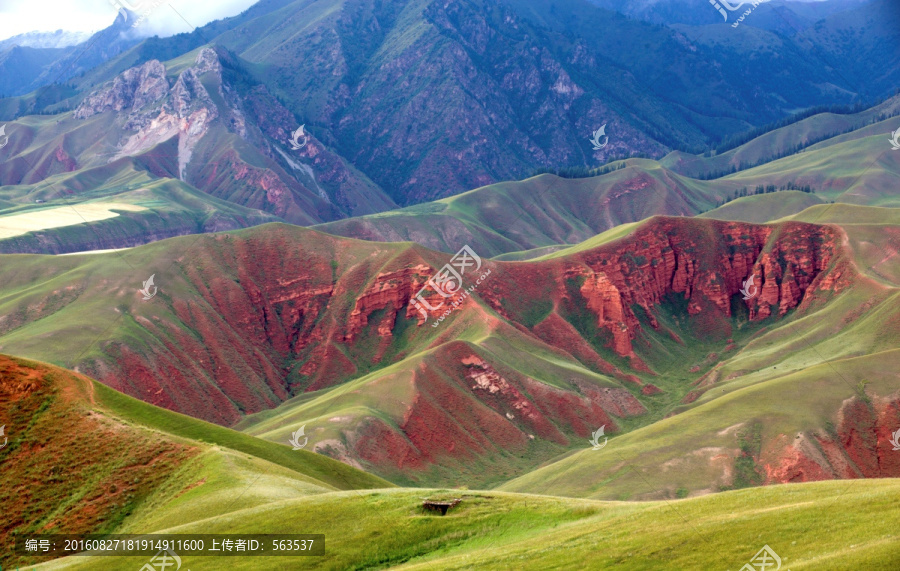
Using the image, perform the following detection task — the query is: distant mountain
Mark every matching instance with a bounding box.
[0,45,73,99]
[316,96,900,256]
[3,87,895,256]
[0,12,140,98]
[3,0,897,209]
[0,29,94,51]
[588,0,874,28]
[205,0,896,204]
[0,46,398,254]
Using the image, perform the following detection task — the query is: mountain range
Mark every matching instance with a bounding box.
[2,0,898,214]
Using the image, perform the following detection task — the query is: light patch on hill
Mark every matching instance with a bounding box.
[0,203,146,239]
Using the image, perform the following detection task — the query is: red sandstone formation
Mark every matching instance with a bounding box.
[344,264,432,340]
[552,219,836,358]
[765,395,900,483]
[88,217,845,426]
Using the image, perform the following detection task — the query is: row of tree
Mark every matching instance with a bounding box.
[696,107,900,180]
[710,91,899,155]
[712,183,816,209]
[530,160,628,179]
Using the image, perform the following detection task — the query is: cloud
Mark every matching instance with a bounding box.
[0,0,259,42]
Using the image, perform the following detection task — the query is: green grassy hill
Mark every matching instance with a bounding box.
[698,190,825,223]
[784,204,900,287]
[0,353,390,570]
[30,481,900,570]
[315,162,720,257]
[3,205,899,520]
[498,204,900,500]
[317,107,900,257]
[4,353,899,570]
[0,172,279,254]
[661,92,900,180]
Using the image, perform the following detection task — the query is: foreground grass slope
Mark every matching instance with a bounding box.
[32,480,900,570]
[0,354,390,569]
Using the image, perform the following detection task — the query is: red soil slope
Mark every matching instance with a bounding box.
[3,216,870,485]
[0,355,197,568]
[74,217,845,427]
[767,394,900,483]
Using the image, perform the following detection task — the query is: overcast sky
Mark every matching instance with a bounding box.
[0,0,259,41]
[0,0,840,42]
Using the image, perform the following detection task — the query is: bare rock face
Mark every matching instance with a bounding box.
[577,269,632,355]
[562,219,839,357]
[74,49,222,178]
[70,46,393,223]
[766,394,900,483]
[341,218,842,369]
[74,60,168,119]
[344,265,432,341]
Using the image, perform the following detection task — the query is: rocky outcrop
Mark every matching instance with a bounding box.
[344,264,432,341]
[566,219,838,356]
[337,218,843,370]
[766,394,900,483]
[74,60,169,119]
[71,47,394,224]
[577,269,632,354]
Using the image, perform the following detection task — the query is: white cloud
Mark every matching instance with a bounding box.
[0,0,259,42]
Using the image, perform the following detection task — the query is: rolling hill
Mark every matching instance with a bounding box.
[316,102,900,256]
[3,352,898,569]
[3,207,899,492]
[0,353,390,570]
[2,1,899,569]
